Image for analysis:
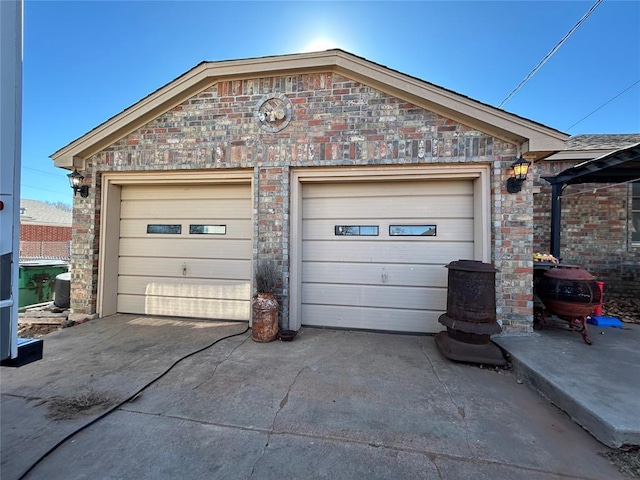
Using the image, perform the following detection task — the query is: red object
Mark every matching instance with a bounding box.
[536,265,602,319]
[593,281,604,316]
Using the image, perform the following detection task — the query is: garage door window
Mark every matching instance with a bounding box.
[389,225,437,236]
[334,225,379,236]
[189,225,227,235]
[147,224,182,234]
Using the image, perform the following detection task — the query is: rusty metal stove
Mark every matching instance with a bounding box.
[534,264,601,345]
[435,260,506,366]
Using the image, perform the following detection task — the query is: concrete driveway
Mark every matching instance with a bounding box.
[1,314,626,479]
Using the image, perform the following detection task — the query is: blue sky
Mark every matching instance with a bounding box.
[20,0,640,205]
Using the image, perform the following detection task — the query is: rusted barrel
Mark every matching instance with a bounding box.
[445,260,497,323]
[435,259,505,366]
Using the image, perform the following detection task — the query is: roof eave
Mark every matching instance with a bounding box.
[544,149,616,162]
[330,53,567,152]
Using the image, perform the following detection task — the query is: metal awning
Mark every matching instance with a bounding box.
[542,142,640,257]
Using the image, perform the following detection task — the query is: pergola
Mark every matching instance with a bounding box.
[542,141,640,258]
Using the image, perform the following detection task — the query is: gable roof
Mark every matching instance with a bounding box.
[20,199,72,226]
[564,134,640,150]
[544,134,640,162]
[51,49,569,169]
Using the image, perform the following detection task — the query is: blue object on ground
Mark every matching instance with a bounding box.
[588,316,623,328]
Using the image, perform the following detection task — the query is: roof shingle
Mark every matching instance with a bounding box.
[20,199,72,226]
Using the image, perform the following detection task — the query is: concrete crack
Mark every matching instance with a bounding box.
[268,340,341,432]
[191,334,251,391]
[166,419,186,438]
[248,361,310,479]
[432,459,445,480]
[419,340,475,458]
[130,332,250,411]
[272,366,305,429]
[247,439,266,480]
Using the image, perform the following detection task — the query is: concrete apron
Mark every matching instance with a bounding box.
[1,315,625,480]
[494,323,640,448]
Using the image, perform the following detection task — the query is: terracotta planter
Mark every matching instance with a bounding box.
[252,293,279,343]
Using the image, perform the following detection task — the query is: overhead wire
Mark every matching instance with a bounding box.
[565,79,640,131]
[498,0,604,108]
[21,184,71,196]
[22,166,65,179]
[21,167,69,197]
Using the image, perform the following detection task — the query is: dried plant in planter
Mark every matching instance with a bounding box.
[253,260,279,342]
[255,260,278,295]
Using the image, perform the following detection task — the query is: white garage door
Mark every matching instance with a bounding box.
[301,179,474,333]
[117,183,252,321]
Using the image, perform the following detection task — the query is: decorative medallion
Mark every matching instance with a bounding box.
[254,93,293,133]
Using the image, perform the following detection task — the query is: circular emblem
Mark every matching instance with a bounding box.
[254,94,292,133]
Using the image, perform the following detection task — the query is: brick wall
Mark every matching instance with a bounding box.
[19,224,72,259]
[533,161,639,297]
[70,72,534,332]
[20,224,71,242]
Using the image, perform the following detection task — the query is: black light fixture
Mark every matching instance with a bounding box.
[506,157,531,193]
[67,169,89,198]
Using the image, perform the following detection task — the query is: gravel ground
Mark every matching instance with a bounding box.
[602,446,640,478]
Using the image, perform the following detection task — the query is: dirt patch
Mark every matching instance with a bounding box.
[601,446,640,478]
[46,391,115,420]
[18,324,61,338]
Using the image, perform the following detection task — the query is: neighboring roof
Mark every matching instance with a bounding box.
[564,134,640,150]
[544,134,640,162]
[20,199,72,226]
[543,141,640,186]
[51,49,569,169]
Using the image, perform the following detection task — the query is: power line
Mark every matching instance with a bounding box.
[498,0,603,108]
[565,79,640,131]
[22,183,70,197]
[22,166,65,179]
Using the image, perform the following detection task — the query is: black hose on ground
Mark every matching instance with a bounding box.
[17,324,250,480]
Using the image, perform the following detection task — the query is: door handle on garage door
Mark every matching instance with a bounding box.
[182,263,187,276]
[381,272,388,283]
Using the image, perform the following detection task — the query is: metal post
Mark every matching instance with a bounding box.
[549,182,563,259]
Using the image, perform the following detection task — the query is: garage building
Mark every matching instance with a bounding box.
[51,50,568,333]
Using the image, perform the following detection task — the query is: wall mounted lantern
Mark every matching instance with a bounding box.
[506,157,531,193]
[67,169,89,198]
